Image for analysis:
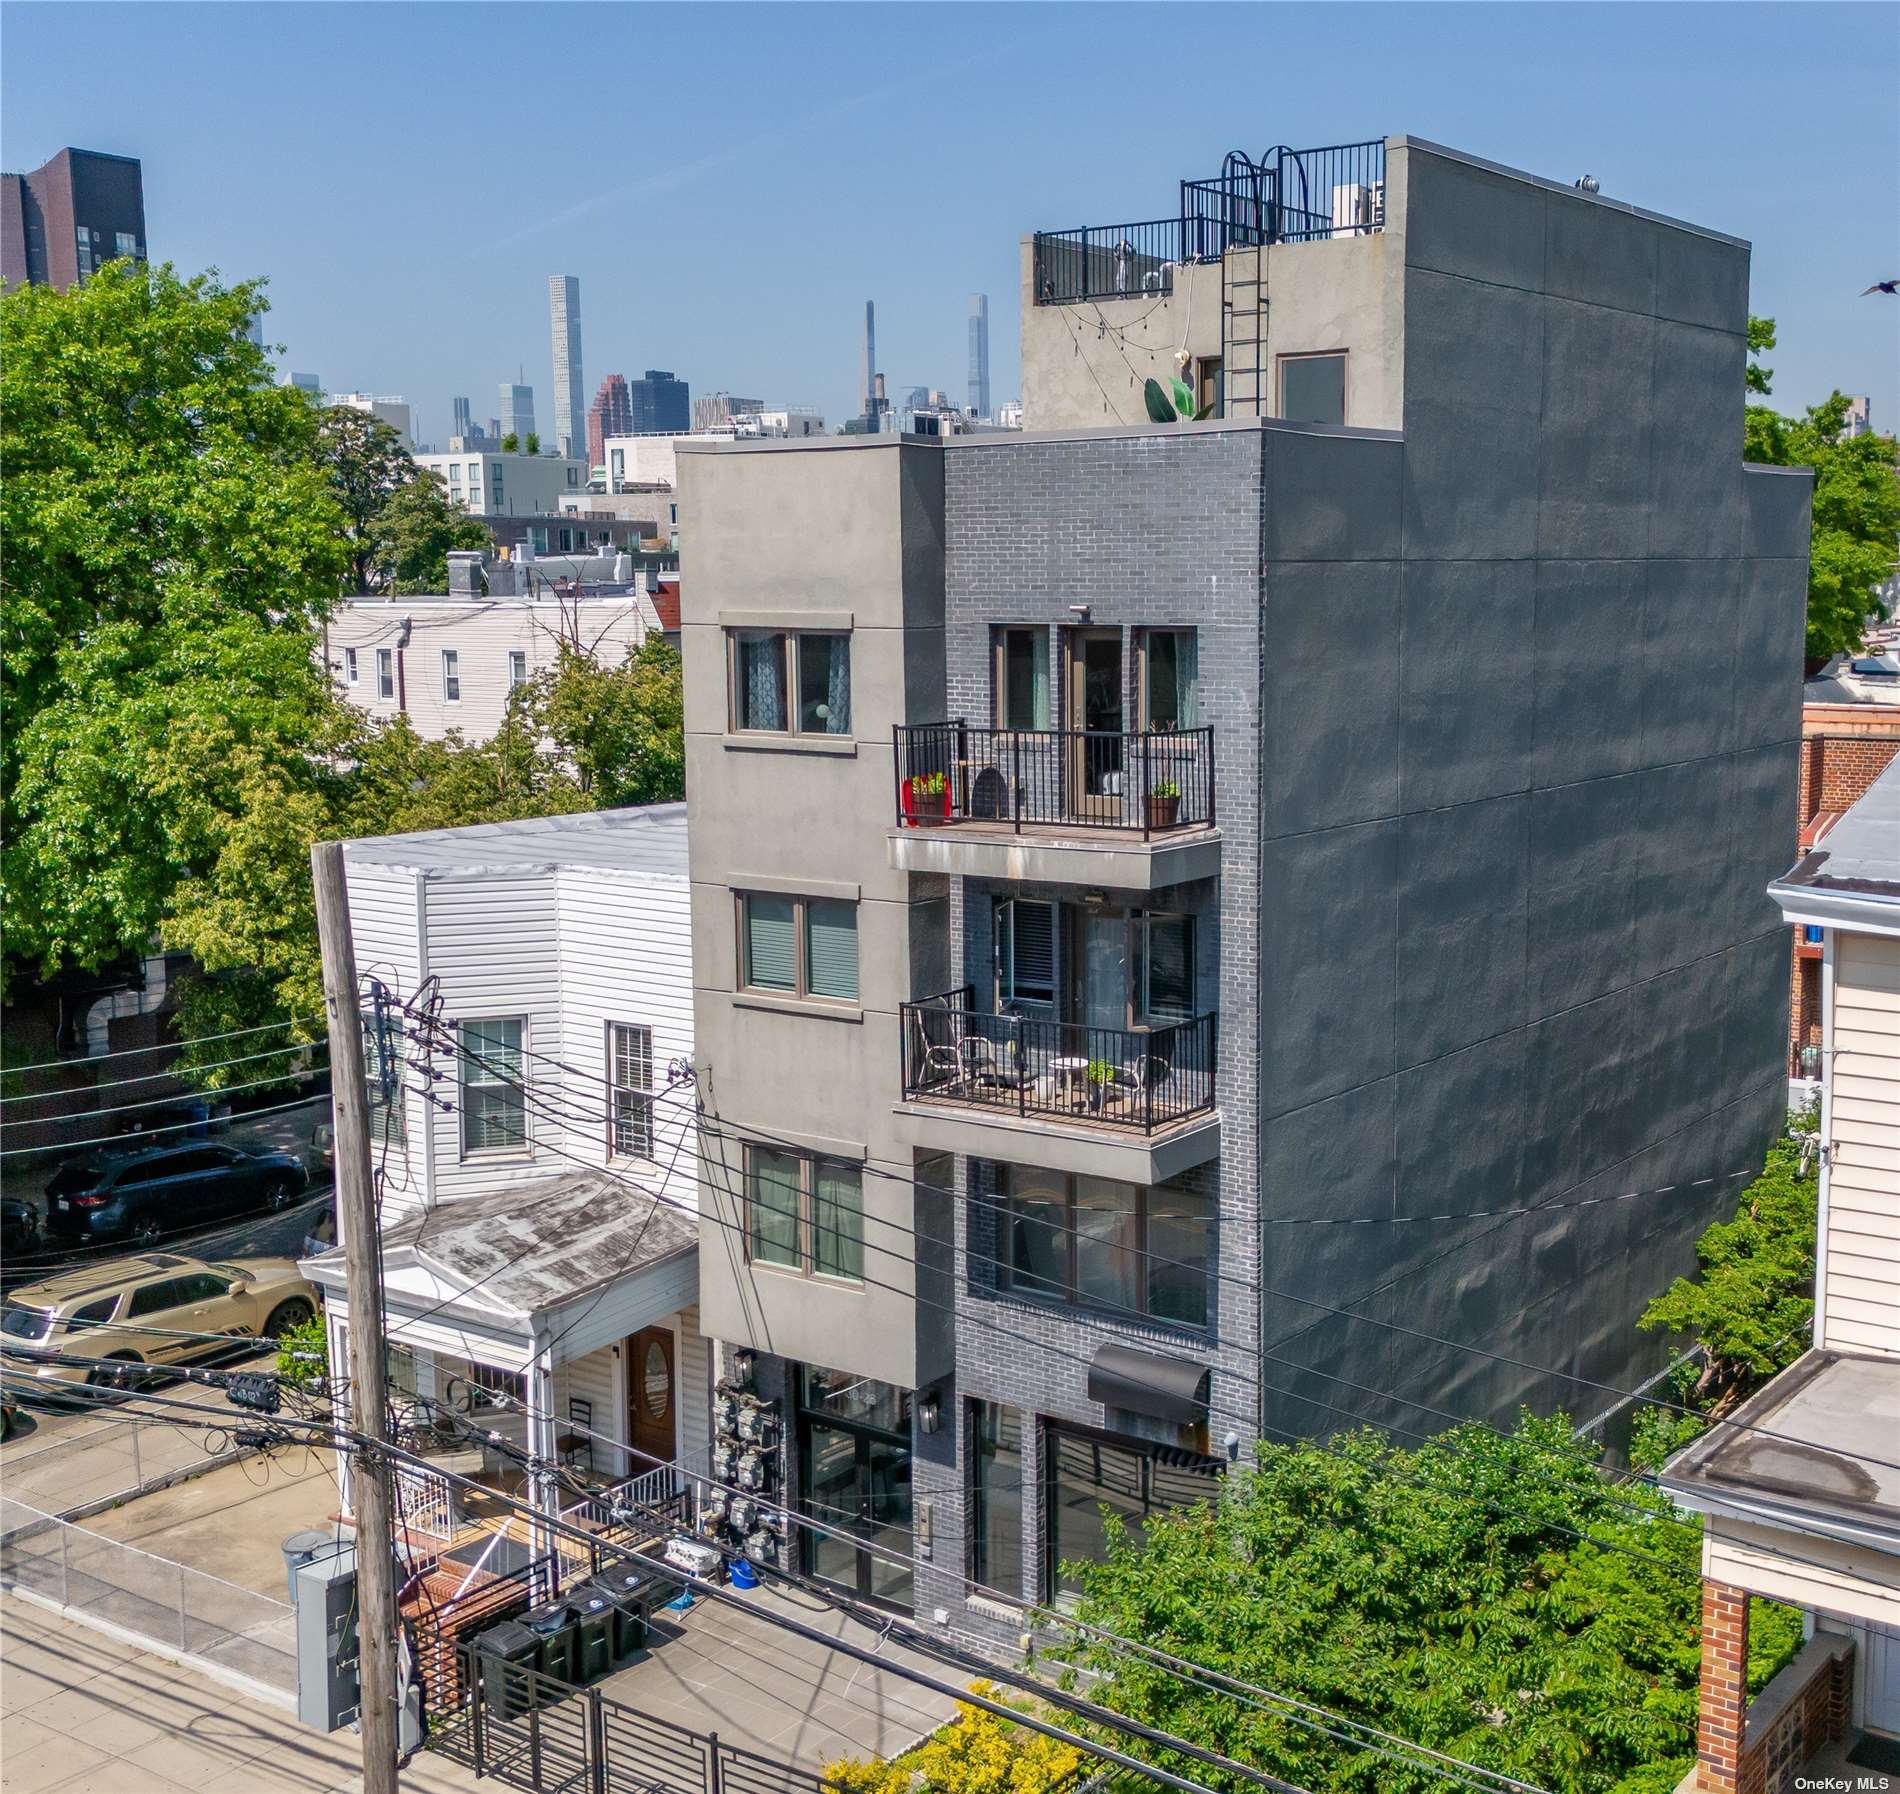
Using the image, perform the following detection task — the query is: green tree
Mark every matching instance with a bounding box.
[313,405,414,594]
[499,430,520,453]
[529,635,685,806]
[524,430,541,456]
[1063,1415,1800,1794]
[1744,318,1900,668]
[372,469,491,594]
[1,262,348,989]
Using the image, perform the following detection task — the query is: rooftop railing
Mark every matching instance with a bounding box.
[1034,140,1385,305]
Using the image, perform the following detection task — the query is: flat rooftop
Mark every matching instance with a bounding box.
[1777,754,1900,898]
[1664,1351,1900,1545]
[344,801,688,880]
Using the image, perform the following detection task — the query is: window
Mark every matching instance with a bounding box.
[1278,351,1347,428]
[459,1018,526,1153]
[377,649,394,699]
[969,1400,1024,1596]
[729,630,851,735]
[1132,912,1196,1025]
[567,467,579,487]
[611,449,625,482]
[994,627,1051,730]
[1001,1167,1212,1329]
[442,650,460,701]
[448,463,462,485]
[175,1272,230,1305]
[1139,630,1200,731]
[127,1280,185,1320]
[994,898,1055,1018]
[115,230,138,258]
[745,1147,862,1279]
[1044,1423,1220,1604]
[558,528,574,553]
[608,1023,653,1159]
[344,647,359,686]
[464,1363,526,1410]
[1194,356,1223,418]
[365,1020,404,1147]
[508,649,527,690]
[63,1297,119,1335]
[738,893,858,1003]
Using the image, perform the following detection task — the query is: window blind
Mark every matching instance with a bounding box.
[744,896,797,991]
[804,900,858,1001]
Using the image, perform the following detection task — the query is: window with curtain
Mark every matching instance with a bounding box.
[364,1019,405,1148]
[459,1018,525,1154]
[969,1400,1024,1596]
[748,1147,803,1268]
[739,893,857,1004]
[442,650,461,702]
[1133,912,1196,1025]
[608,1022,653,1159]
[746,1147,863,1282]
[1001,1165,1211,1328]
[731,629,851,735]
[995,898,1056,1017]
[996,627,1051,730]
[1142,630,1199,731]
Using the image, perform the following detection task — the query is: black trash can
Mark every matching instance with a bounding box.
[472,1619,540,1723]
[582,1570,650,1664]
[522,1601,578,1684]
[569,1588,615,1684]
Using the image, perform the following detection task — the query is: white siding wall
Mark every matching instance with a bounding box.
[342,864,428,1220]
[554,869,699,1216]
[677,1303,711,1470]
[425,873,565,1203]
[1824,932,1900,1358]
[554,1344,621,1475]
[326,596,656,745]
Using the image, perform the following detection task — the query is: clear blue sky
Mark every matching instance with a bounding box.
[5,2,1896,444]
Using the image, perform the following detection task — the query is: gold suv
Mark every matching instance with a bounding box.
[0,1252,318,1395]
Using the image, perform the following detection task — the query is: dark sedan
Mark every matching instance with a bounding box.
[43,1142,308,1248]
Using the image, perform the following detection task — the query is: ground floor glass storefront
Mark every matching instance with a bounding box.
[795,1365,914,1611]
[1042,1421,1221,1606]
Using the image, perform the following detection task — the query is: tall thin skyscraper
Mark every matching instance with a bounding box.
[548,275,584,459]
[967,294,991,421]
[861,300,877,429]
[451,395,473,441]
[500,382,535,444]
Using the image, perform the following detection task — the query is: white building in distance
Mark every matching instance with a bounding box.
[330,391,414,448]
[418,449,585,516]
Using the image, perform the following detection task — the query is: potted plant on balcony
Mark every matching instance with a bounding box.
[1086,1058,1118,1113]
[1146,778,1181,831]
[906,770,950,826]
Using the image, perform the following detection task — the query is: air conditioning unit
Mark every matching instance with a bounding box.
[1330,181,1385,238]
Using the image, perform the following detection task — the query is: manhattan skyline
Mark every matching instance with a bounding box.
[4,2,1895,442]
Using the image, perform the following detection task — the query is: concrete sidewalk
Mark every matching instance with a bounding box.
[0,1592,483,1794]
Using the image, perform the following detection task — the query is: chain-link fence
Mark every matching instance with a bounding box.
[0,1404,239,1519]
[0,1497,296,1699]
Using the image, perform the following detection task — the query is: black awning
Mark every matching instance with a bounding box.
[1087,1343,1211,1425]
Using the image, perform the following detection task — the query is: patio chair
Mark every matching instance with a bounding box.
[962,1034,1032,1092]
[910,1008,964,1095]
[1128,1051,1178,1117]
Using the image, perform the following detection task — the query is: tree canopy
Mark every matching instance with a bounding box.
[1744,317,1900,668]
[371,468,490,594]
[2,262,348,987]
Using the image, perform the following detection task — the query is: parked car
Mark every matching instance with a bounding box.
[309,1120,335,1177]
[42,1141,307,1248]
[1,1195,40,1257]
[0,1396,21,1440]
[301,1198,336,1262]
[0,1252,318,1395]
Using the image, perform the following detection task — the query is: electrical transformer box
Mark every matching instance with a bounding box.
[293,1544,362,1732]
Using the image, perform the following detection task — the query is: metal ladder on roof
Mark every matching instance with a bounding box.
[1221,241,1268,419]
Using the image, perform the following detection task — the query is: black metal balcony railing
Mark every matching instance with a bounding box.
[1034,140,1385,305]
[902,987,1216,1135]
[894,723,1214,838]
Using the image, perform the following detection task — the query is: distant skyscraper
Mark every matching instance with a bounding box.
[1843,395,1873,439]
[631,370,690,435]
[693,392,764,432]
[451,395,473,441]
[500,382,536,444]
[284,372,322,399]
[587,374,634,470]
[968,294,991,420]
[2,147,146,291]
[860,300,877,429]
[548,275,584,459]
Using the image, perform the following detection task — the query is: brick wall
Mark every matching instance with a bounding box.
[1697,1580,1750,1792]
[1734,1630,1854,1794]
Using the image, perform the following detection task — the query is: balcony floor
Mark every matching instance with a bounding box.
[887,820,1222,890]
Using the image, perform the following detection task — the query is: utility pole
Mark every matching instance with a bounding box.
[310,840,399,1794]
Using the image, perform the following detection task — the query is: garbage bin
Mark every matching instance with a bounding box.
[582,1571,648,1664]
[522,1601,578,1684]
[473,1619,540,1723]
[569,1587,615,1684]
[281,1529,347,1603]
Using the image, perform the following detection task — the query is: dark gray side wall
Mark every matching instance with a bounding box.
[1256,144,1809,1438]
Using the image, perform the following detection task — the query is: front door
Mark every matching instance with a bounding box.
[1865,1620,1900,1738]
[626,1326,675,1474]
[1064,628,1124,821]
[800,1423,914,1609]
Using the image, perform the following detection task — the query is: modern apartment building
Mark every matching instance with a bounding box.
[587,374,634,472]
[329,391,414,449]
[632,369,691,435]
[677,135,1809,1631]
[1,147,146,291]
[416,447,584,516]
[549,274,585,458]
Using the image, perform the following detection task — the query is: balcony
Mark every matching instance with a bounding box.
[1033,140,1385,305]
[895,988,1219,1183]
[887,722,1221,890]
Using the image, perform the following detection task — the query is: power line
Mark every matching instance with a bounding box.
[0,1039,331,1108]
[2,1016,323,1079]
[0,1092,328,1159]
[3,1067,328,1127]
